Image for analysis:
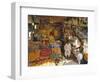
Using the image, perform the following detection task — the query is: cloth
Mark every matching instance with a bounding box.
[64,43,71,57]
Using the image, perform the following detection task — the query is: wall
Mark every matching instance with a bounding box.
[0,0,100,81]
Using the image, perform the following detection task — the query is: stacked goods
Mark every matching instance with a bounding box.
[28,50,40,62]
[28,42,41,66]
[78,17,88,27]
[51,42,61,55]
[49,35,55,44]
[40,48,52,60]
[28,40,34,52]
[72,18,79,26]
[83,53,88,62]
